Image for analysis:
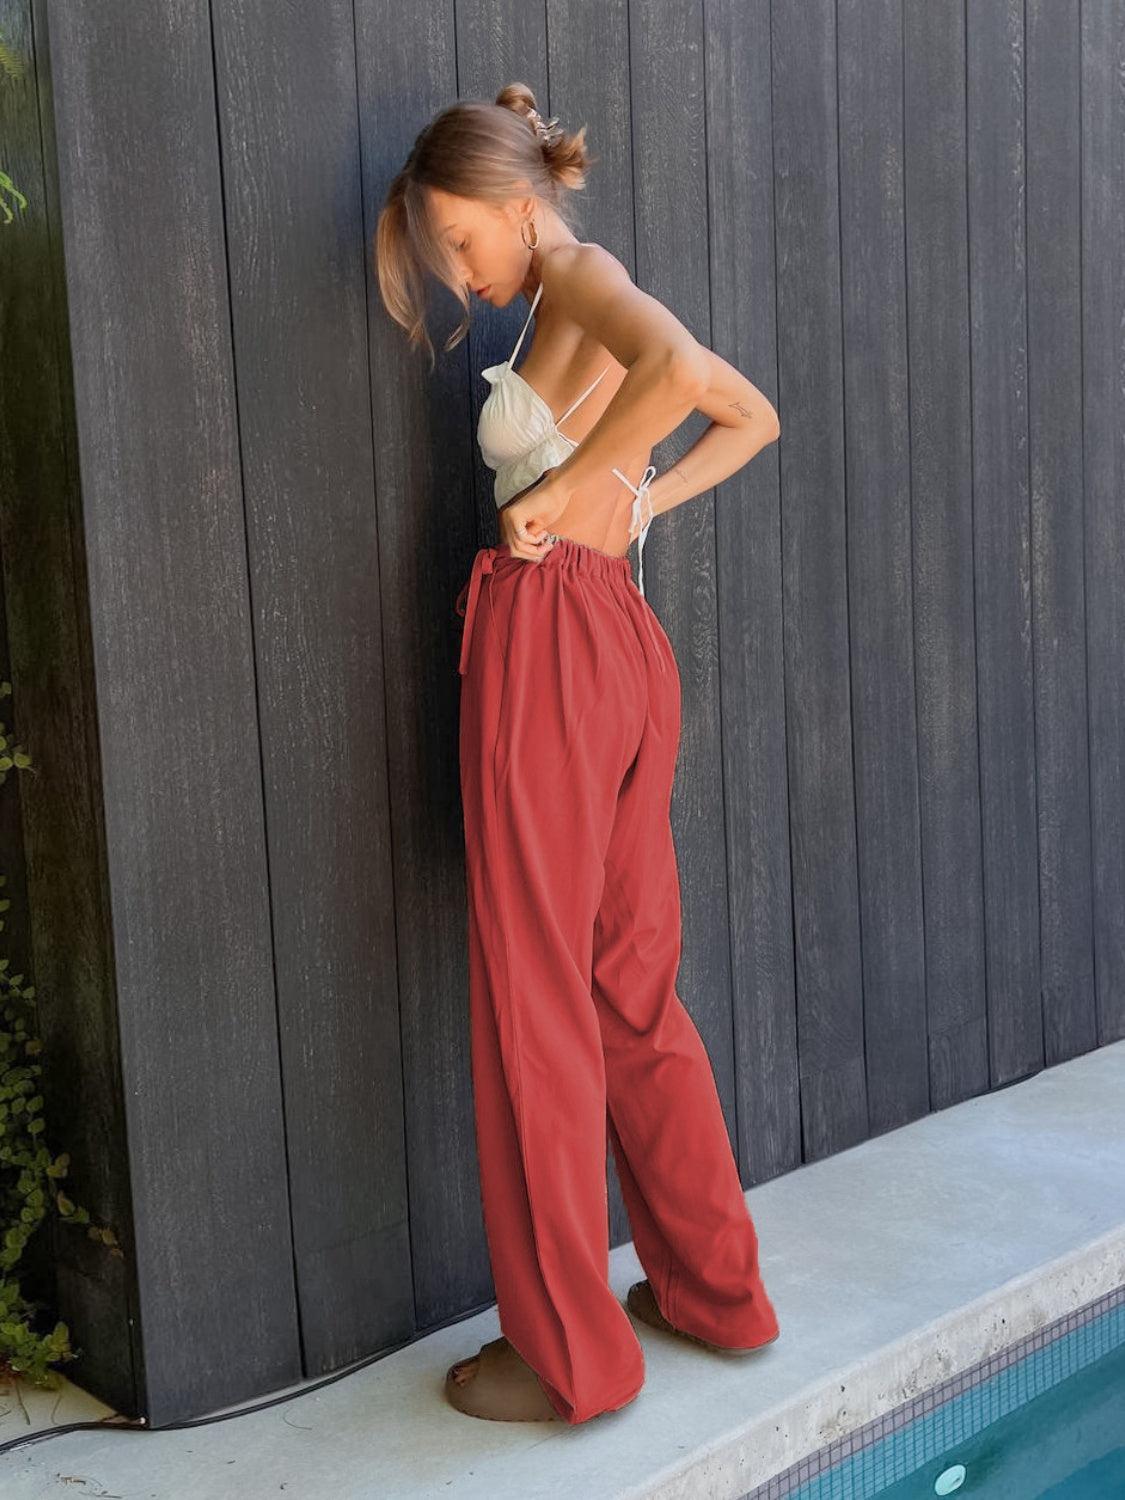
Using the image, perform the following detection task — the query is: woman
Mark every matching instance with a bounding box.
[376,83,782,1427]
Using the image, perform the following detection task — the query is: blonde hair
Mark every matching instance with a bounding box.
[375,83,597,368]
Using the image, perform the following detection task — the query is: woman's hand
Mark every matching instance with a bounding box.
[498,475,571,561]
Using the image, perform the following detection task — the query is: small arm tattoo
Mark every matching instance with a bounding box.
[729,399,754,419]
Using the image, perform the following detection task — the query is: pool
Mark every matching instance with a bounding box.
[743,1283,1125,1498]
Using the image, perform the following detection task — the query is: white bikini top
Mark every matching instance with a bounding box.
[477,281,657,594]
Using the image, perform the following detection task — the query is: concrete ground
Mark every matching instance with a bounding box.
[2,1039,1123,1499]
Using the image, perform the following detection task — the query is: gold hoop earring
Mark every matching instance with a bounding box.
[521,217,540,250]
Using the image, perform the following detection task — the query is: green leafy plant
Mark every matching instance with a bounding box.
[0,26,30,225]
[1,30,119,1397]
[0,680,121,1391]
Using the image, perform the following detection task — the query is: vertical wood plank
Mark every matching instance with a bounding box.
[966,0,1043,1086]
[772,0,867,1159]
[903,0,990,1113]
[1026,0,1097,1065]
[838,0,928,1134]
[706,0,802,1186]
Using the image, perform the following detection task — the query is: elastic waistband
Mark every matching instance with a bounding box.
[456,535,657,677]
[541,533,633,584]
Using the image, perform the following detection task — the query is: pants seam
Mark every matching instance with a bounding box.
[665,1265,679,1328]
[488,635,577,1422]
[484,570,506,670]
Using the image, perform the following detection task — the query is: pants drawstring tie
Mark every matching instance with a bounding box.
[456,547,495,675]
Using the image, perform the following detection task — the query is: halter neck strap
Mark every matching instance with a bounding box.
[508,281,543,365]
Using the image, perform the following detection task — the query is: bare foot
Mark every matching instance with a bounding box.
[444,1334,560,1422]
[447,1349,482,1385]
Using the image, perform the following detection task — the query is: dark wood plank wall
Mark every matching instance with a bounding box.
[37,0,304,1425]
[7,0,1121,1419]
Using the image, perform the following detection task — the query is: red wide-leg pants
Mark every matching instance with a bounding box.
[454,536,779,1425]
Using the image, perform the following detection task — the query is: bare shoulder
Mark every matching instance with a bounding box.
[539,242,632,306]
[541,239,628,277]
[537,242,700,373]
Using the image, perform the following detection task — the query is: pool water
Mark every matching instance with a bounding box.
[781,1295,1125,1498]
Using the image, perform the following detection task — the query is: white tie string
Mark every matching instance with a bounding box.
[611,463,657,597]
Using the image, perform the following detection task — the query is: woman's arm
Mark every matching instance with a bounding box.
[513,246,778,537]
[646,345,781,522]
[530,246,709,501]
